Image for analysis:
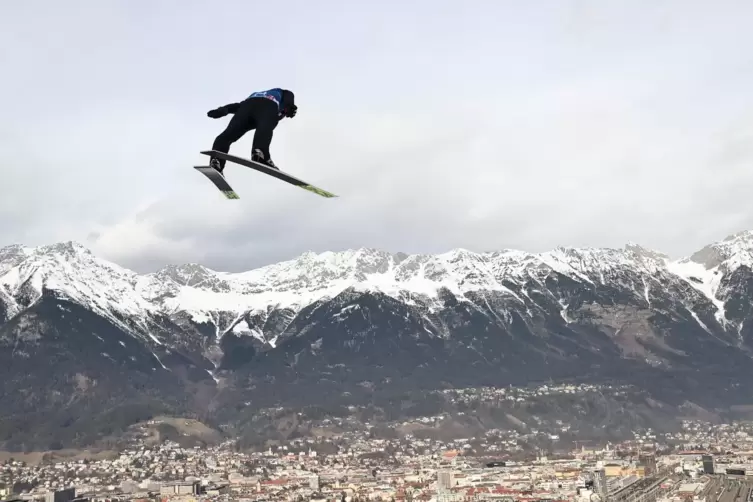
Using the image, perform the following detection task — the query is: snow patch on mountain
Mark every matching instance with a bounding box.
[666,258,727,324]
[0,242,154,313]
[3,232,753,349]
[0,242,161,343]
[0,287,18,321]
[691,231,753,269]
[150,248,534,324]
[664,231,753,326]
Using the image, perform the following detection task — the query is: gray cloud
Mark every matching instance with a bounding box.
[2,1,753,273]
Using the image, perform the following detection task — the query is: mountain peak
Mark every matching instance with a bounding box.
[0,241,96,262]
[154,263,227,289]
[0,243,29,261]
[37,240,93,257]
[0,241,105,278]
[722,230,753,242]
[688,231,753,270]
[624,242,669,262]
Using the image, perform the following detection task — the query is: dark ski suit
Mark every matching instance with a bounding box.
[207,88,297,169]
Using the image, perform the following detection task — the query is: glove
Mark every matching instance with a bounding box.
[207,107,228,119]
[284,104,298,118]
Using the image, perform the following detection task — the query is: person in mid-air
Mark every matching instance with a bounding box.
[206,88,298,173]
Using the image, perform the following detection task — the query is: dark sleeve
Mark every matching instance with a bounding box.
[207,102,241,119]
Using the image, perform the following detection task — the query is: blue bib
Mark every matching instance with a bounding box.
[248,88,283,109]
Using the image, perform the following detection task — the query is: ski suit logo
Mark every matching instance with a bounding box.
[248,89,282,108]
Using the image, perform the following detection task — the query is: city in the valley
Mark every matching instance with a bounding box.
[2,418,753,502]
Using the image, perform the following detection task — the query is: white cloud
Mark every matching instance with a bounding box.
[3,1,753,272]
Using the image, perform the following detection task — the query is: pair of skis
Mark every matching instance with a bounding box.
[194,150,337,200]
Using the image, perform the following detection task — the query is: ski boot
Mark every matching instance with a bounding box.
[209,157,224,175]
[252,149,279,170]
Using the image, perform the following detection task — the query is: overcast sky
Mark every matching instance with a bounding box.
[2,0,753,273]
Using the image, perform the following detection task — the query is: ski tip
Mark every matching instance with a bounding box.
[300,184,338,198]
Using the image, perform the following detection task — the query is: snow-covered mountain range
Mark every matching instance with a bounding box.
[4,232,753,346]
[2,231,753,449]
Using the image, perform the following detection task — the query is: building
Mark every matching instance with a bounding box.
[310,475,320,490]
[204,485,230,496]
[438,470,454,490]
[591,469,608,501]
[702,455,714,475]
[677,483,703,501]
[45,488,76,502]
[159,481,200,496]
[639,454,657,476]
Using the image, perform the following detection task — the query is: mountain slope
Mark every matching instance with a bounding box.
[3,232,753,449]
